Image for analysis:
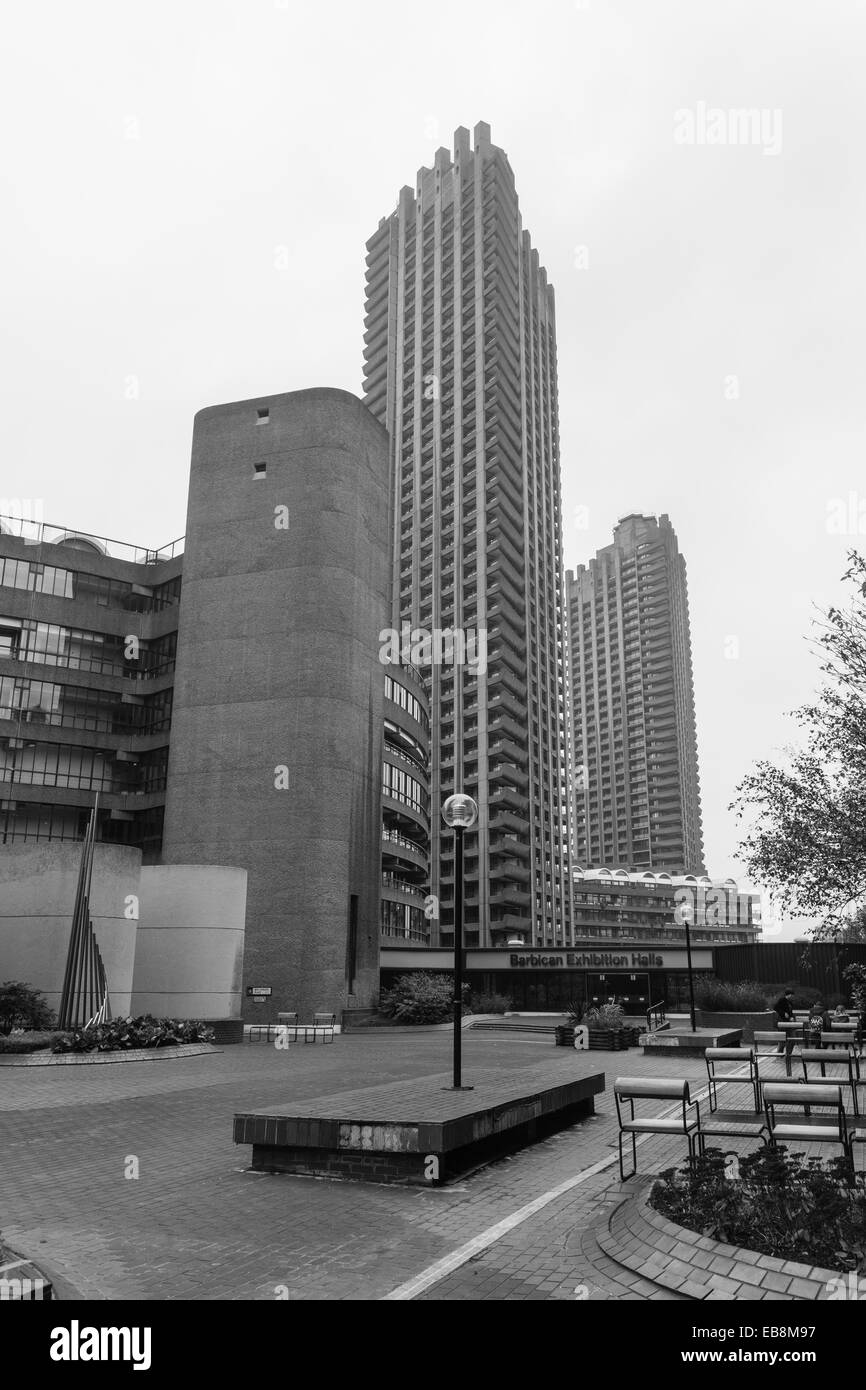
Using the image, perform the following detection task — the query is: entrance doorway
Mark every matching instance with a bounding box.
[587,972,650,1016]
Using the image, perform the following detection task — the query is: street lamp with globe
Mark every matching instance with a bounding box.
[675,897,698,1031]
[442,792,478,1090]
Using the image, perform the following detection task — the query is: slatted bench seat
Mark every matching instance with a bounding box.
[763,1083,852,1158]
[706,1047,759,1112]
[614,1077,699,1180]
[821,1031,858,1052]
[697,1109,768,1153]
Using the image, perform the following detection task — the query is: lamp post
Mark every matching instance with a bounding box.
[442,792,478,1090]
[678,900,698,1031]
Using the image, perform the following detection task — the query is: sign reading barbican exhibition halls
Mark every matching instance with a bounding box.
[380,947,715,972]
[510,951,664,969]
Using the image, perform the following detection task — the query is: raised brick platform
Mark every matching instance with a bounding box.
[233,1058,606,1185]
[639,1028,742,1057]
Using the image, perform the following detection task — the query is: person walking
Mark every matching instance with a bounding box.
[774,989,796,1067]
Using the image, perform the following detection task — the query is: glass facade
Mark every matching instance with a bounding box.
[0,556,181,611]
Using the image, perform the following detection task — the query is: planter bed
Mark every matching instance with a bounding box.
[0,1042,221,1066]
[598,1181,844,1301]
[555,1026,641,1050]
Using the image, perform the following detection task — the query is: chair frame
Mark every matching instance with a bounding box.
[705,1047,759,1112]
[614,1078,700,1181]
[799,1048,859,1115]
[763,1082,852,1159]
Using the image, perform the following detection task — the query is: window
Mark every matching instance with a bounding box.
[254,462,267,479]
[256,408,269,424]
[0,622,21,660]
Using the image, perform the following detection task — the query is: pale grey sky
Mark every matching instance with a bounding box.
[2,0,864,938]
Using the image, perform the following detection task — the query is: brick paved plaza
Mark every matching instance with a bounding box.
[0,1033,837,1301]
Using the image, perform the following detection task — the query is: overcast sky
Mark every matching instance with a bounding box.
[3,0,864,939]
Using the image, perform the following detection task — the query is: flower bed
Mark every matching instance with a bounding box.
[650,1147,866,1275]
[0,1031,71,1055]
[51,1015,215,1054]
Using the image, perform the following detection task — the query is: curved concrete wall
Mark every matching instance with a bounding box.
[161,388,390,1020]
[0,841,141,1017]
[133,865,246,1019]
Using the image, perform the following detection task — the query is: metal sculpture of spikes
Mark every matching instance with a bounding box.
[57,795,112,1030]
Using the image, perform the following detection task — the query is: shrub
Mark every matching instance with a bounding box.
[0,982,55,1036]
[844,964,866,1011]
[694,978,770,1012]
[651,1146,866,1273]
[378,973,456,1024]
[765,981,825,1010]
[566,999,587,1025]
[468,991,512,1015]
[584,1002,625,1030]
[50,1015,215,1054]
[0,1031,70,1054]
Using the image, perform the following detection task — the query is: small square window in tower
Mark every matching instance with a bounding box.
[253,462,266,480]
[256,408,269,424]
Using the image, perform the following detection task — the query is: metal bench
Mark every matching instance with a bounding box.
[753,1030,799,1077]
[799,1049,860,1115]
[613,1077,700,1180]
[272,1011,336,1043]
[763,1083,852,1158]
[706,1047,759,1112]
[310,1012,336,1043]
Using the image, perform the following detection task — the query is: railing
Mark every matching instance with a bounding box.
[0,515,184,564]
[381,873,426,903]
[381,828,426,856]
[645,1002,667,1034]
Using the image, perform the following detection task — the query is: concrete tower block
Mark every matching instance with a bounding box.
[161,388,391,1020]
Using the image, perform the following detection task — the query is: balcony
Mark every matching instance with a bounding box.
[489,832,531,859]
[381,829,428,876]
[489,860,531,884]
[487,687,524,720]
[492,912,532,931]
[487,644,526,679]
[488,736,526,762]
[489,808,530,834]
[490,886,532,909]
[488,762,529,789]
[488,711,525,742]
[381,874,427,905]
[488,785,525,812]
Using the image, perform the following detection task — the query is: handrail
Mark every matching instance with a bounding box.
[645,1001,667,1033]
